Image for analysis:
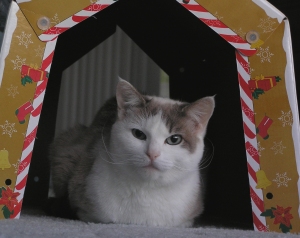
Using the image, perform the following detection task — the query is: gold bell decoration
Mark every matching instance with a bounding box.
[0,149,11,170]
[256,170,272,189]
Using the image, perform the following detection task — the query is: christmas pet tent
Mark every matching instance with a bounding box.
[0,0,299,234]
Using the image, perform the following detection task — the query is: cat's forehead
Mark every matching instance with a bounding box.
[124,96,185,128]
[146,96,185,109]
[144,96,188,132]
[146,96,185,114]
[141,96,201,153]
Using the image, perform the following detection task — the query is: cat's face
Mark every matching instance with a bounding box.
[108,79,214,184]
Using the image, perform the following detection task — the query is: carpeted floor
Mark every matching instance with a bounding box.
[0,208,298,238]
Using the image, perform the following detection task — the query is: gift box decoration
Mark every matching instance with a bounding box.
[0,0,299,234]
[249,75,282,99]
[21,65,49,86]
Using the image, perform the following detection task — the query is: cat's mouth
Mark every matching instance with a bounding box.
[143,163,160,171]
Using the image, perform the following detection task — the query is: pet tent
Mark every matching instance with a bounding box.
[0,0,299,233]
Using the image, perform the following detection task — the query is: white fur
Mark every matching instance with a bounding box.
[83,111,204,227]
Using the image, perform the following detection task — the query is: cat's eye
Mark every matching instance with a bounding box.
[165,135,182,145]
[132,129,147,140]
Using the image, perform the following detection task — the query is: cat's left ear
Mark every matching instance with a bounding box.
[116,78,146,119]
[185,96,215,134]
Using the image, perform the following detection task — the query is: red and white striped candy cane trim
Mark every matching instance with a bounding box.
[13,37,57,219]
[39,0,115,42]
[13,0,115,219]
[178,0,257,57]
[178,0,265,230]
[236,50,267,231]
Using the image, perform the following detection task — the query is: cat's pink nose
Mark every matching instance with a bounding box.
[146,151,161,161]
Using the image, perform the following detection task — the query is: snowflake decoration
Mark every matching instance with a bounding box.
[11,55,26,71]
[214,12,223,20]
[271,141,286,155]
[51,13,60,25]
[12,159,28,174]
[257,142,265,157]
[273,172,291,187]
[16,31,33,48]
[256,46,274,63]
[278,110,293,127]
[0,120,17,138]
[12,159,20,174]
[7,84,19,98]
[258,17,276,33]
[34,45,45,59]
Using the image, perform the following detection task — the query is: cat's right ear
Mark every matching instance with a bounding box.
[116,78,146,119]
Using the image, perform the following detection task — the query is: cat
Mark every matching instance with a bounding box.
[49,78,215,227]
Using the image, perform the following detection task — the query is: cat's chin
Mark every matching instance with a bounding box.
[132,162,173,182]
[141,161,169,172]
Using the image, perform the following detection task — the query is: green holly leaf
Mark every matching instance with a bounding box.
[252,92,259,99]
[2,206,12,219]
[252,88,265,99]
[275,76,281,82]
[256,88,264,93]
[21,76,33,86]
[279,223,292,233]
[260,209,275,218]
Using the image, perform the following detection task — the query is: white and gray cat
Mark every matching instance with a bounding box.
[49,79,215,227]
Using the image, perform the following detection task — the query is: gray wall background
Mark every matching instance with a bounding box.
[55,26,168,135]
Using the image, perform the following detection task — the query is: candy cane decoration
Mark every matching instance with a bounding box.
[39,0,116,42]
[178,0,257,57]
[178,0,265,230]
[12,38,57,219]
[236,50,267,231]
[13,0,116,218]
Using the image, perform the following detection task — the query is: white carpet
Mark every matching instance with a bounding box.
[0,209,298,238]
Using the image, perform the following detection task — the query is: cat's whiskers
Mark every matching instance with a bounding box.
[199,138,214,170]
[100,124,128,165]
[173,165,200,172]
[100,120,214,170]
[199,155,213,170]
[173,139,214,172]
